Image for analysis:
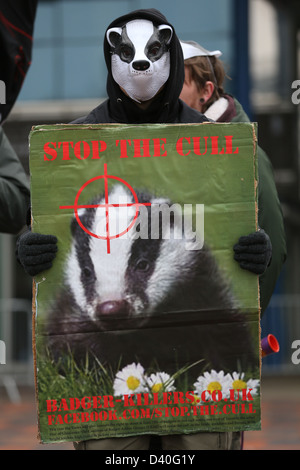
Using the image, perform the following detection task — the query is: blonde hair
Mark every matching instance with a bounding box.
[184,56,227,113]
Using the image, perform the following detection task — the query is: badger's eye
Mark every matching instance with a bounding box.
[135,259,150,272]
[121,45,133,60]
[148,42,161,57]
[83,266,92,278]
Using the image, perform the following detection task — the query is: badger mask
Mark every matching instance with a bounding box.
[106,19,173,103]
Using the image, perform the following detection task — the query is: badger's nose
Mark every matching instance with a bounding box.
[132,60,150,71]
[96,300,130,319]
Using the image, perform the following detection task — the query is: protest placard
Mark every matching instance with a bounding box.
[29,122,261,443]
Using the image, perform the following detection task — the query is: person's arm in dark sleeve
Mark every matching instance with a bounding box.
[0,126,30,233]
[0,0,38,123]
[256,146,287,313]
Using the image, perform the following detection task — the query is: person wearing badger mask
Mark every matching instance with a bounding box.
[72,10,210,125]
[17,9,273,450]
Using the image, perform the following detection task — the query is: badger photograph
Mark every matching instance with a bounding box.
[44,183,257,384]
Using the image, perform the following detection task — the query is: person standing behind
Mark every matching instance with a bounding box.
[179,40,287,316]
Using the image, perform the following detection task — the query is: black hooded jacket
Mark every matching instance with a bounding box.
[74,9,209,125]
[0,0,38,123]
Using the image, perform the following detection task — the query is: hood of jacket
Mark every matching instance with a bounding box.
[103,9,185,124]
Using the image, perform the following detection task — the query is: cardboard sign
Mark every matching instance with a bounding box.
[29,122,261,443]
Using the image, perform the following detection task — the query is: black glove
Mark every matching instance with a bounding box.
[233,229,272,275]
[16,230,58,276]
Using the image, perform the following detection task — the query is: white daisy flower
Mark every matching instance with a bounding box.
[147,372,175,394]
[230,372,260,396]
[193,369,232,399]
[113,362,147,397]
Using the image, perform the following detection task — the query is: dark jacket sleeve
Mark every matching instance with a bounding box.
[0,0,38,123]
[0,126,30,234]
[257,145,287,313]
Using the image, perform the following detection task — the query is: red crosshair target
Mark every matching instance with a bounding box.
[59,164,151,254]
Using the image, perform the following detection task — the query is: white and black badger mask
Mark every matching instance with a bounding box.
[106,19,173,103]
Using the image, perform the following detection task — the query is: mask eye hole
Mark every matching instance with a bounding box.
[120,45,133,61]
[148,42,161,58]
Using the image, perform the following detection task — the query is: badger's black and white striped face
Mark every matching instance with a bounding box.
[65,185,196,329]
[106,19,173,103]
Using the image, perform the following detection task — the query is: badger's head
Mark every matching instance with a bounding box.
[65,184,198,330]
[106,19,173,103]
